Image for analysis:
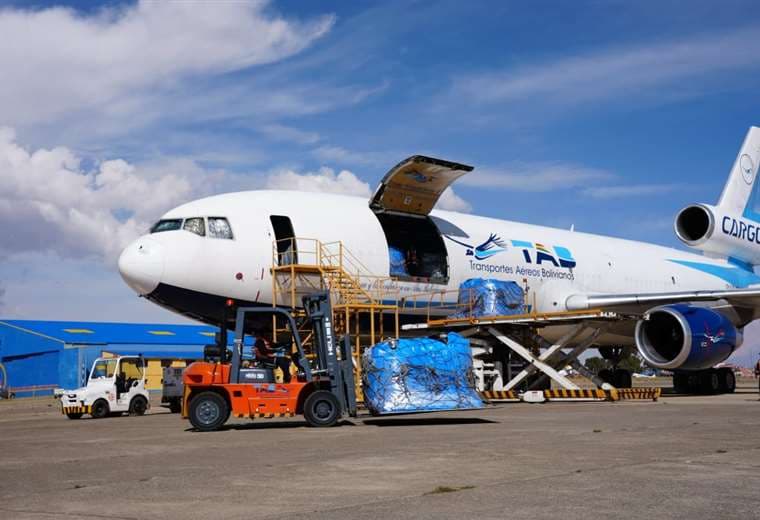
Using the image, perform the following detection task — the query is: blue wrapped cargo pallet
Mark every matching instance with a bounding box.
[362,332,484,415]
[454,278,525,318]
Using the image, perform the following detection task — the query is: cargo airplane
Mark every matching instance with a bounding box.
[119,127,760,394]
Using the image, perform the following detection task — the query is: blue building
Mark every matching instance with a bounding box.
[0,320,225,397]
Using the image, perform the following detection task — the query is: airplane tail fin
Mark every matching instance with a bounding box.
[717,126,760,217]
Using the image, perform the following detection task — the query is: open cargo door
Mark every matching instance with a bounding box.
[370,155,473,216]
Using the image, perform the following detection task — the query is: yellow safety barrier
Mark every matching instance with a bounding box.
[480,390,519,401]
[544,389,608,400]
[61,405,92,415]
[614,388,661,401]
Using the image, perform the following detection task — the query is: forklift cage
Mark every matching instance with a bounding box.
[228,292,357,418]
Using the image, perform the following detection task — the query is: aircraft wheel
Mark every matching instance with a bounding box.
[188,392,228,432]
[673,373,690,394]
[129,395,148,416]
[304,390,341,427]
[91,399,109,419]
[66,412,83,420]
[613,369,632,389]
[718,368,736,394]
[699,370,720,395]
[598,369,614,385]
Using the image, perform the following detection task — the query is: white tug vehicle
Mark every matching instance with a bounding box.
[57,356,150,419]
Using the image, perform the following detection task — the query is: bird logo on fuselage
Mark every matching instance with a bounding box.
[445,234,507,260]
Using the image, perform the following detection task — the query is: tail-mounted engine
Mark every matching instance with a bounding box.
[675,203,760,266]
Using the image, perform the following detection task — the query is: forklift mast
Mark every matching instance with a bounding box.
[303,292,357,418]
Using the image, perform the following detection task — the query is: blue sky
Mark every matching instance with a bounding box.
[1,1,759,364]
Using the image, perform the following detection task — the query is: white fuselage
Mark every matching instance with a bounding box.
[118,190,750,345]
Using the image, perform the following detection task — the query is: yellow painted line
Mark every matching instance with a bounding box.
[147,330,176,336]
[198,332,216,337]
[63,328,94,334]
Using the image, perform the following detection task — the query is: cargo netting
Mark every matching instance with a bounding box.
[362,332,484,415]
[453,278,525,318]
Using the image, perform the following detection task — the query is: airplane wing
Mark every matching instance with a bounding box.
[566,288,760,313]
[370,155,473,216]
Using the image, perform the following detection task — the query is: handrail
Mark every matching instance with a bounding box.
[271,237,401,308]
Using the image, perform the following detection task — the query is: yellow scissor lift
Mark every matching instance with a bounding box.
[271,238,399,400]
[397,289,660,403]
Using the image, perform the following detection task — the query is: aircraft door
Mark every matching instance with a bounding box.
[270,215,298,266]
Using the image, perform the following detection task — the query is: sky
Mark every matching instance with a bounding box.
[1,0,760,365]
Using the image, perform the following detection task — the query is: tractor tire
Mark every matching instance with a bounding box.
[129,395,148,416]
[699,370,720,395]
[169,399,182,414]
[66,412,83,420]
[188,392,229,432]
[718,367,736,394]
[304,390,341,427]
[91,399,109,419]
[613,369,632,389]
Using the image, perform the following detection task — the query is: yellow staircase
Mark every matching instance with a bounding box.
[271,238,399,397]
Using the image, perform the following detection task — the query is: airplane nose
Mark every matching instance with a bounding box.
[118,238,165,295]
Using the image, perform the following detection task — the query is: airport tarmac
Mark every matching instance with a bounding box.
[1,386,759,520]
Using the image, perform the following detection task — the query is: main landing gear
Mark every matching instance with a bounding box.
[672,368,736,395]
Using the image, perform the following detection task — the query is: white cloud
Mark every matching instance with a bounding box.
[265,167,372,197]
[437,188,472,212]
[460,163,612,192]
[0,1,334,127]
[0,127,240,262]
[582,184,681,199]
[0,126,470,267]
[311,146,392,168]
[265,165,472,212]
[452,27,760,108]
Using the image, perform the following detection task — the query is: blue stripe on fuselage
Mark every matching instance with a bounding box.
[668,259,760,288]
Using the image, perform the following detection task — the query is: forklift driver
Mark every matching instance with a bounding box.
[254,337,292,383]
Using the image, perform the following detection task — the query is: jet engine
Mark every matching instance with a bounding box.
[674,203,760,265]
[634,304,741,371]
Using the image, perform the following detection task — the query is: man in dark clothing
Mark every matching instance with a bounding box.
[255,337,292,383]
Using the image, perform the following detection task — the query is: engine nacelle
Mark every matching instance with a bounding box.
[634,304,741,371]
[675,203,760,266]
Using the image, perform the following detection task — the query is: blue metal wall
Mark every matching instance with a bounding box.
[0,321,211,397]
[0,324,63,396]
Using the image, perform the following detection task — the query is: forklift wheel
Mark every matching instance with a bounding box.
[91,399,109,419]
[304,390,341,427]
[129,396,148,416]
[188,392,229,432]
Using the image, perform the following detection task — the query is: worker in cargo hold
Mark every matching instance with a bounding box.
[254,337,291,383]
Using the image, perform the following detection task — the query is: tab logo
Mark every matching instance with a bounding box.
[512,241,577,269]
[445,234,576,269]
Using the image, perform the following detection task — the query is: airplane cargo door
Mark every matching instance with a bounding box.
[270,215,298,265]
[369,155,473,284]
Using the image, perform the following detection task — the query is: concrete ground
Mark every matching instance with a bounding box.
[1,381,759,520]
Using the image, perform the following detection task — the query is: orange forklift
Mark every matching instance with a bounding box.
[182,292,358,431]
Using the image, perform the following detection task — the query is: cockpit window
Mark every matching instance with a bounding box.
[208,217,233,239]
[150,219,182,233]
[183,217,205,237]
